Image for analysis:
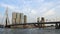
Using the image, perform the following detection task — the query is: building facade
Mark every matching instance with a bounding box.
[12,12,27,28]
[12,12,17,24]
[41,17,45,28]
[12,12,27,24]
[24,15,27,23]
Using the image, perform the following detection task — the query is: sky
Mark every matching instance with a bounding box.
[0,0,60,24]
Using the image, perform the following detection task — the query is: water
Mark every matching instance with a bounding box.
[0,27,60,34]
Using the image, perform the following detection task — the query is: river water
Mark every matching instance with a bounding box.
[0,27,60,34]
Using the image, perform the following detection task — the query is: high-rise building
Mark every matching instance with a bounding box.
[12,12,17,24]
[37,17,40,22]
[20,13,24,24]
[24,15,27,23]
[16,13,20,24]
[12,12,26,24]
[23,15,27,28]
[41,17,45,28]
[12,12,27,28]
[37,17,43,28]
[12,12,17,19]
[12,19,16,24]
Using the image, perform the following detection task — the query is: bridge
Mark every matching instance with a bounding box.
[3,8,60,29]
[5,21,60,29]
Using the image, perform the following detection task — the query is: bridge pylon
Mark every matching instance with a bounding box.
[5,7,10,28]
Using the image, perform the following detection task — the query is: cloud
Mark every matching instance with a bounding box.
[0,3,19,10]
[0,0,60,23]
[30,9,37,15]
[38,0,45,2]
[42,8,55,17]
[0,3,22,14]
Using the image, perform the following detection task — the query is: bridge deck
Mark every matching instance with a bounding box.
[8,22,60,26]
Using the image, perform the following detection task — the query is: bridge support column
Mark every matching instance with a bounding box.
[38,24,40,28]
[55,23,59,29]
[58,23,60,29]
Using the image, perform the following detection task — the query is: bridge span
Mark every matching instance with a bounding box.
[5,21,60,29]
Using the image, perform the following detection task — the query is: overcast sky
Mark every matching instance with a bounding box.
[0,0,60,24]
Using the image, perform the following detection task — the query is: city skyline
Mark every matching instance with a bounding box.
[0,0,60,24]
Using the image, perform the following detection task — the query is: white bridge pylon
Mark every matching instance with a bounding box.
[3,7,10,26]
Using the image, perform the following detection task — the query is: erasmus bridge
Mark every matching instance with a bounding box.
[1,8,60,29]
[5,22,60,29]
